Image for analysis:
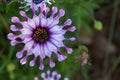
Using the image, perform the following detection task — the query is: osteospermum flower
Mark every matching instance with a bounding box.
[34,70,69,80]
[8,3,76,70]
[20,0,55,10]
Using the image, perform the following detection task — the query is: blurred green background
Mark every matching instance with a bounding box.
[0,0,120,80]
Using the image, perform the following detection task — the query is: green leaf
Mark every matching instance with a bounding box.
[94,20,103,31]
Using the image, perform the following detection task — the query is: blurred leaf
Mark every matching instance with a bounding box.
[78,45,89,54]
[0,3,6,14]
[7,63,15,72]
[6,1,20,16]
[94,20,103,31]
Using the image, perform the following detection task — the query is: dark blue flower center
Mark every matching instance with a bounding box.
[33,27,49,43]
[32,0,43,4]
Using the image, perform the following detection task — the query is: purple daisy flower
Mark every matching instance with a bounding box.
[34,70,69,80]
[20,0,55,11]
[8,3,76,70]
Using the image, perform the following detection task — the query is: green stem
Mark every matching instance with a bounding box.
[0,46,15,73]
[8,46,15,60]
[0,14,10,33]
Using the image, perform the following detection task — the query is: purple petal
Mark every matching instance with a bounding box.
[22,22,33,30]
[51,34,65,41]
[65,37,76,41]
[29,57,37,67]
[11,17,21,23]
[24,40,34,52]
[43,44,51,56]
[34,77,39,80]
[46,41,57,52]
[10,25,21,31]
[39,45,45,59]
[39,59,44,70]
[49,25,61,32]
[40,17,47,27]
[21,28,32,35]
[67,26,76,32]
[16,49,24,59]
[56,53,66,62]
[51,6,58,16]
[23,37,32,43]
[63,19,72,27]
[27,20,36,29]
[33,16,40,26]
[41,73,46,79]
[52,71,57,77]
[56,74,61,80]
[39,2,46,12]
[31,3,36,15]
[56,9,65,19]
[64,47,73,54]
[44,7,50,16]
[50,38,64,47]
[64,78,69,80]
[20,10,29,20]
[11,40,22,46]
[20,56,28,65]
[47,70,50,76]
[49,57,55,68]
[32,44,40,56]
[46,17,54,27]
[8,33,17,40]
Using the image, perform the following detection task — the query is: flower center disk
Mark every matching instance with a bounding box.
[32,0,43,4]
[33,27,49,43]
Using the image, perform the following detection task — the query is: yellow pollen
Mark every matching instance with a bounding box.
[33,28,49,43]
